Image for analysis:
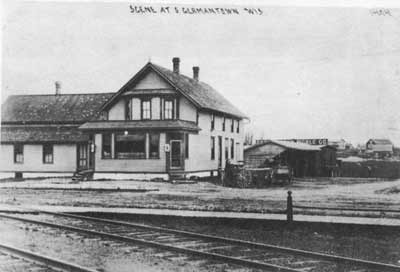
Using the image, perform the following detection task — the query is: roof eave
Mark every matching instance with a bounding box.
[100,62,153,111]
[149,64,203,109]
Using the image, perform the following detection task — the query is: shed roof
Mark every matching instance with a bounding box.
[367,139,393,145]
[0,125,88,143]
[245,139,321,152]
[1,93,113,124]
[79,120,200,132]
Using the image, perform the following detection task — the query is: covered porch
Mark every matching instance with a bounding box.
[79,120,200,179]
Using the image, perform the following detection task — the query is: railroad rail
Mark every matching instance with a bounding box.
[1,210,400,272]
[0,242,98,272]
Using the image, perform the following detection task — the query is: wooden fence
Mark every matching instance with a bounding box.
[285,191,400,222]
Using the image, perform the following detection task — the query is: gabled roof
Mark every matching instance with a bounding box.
[1,93,114,124]
[102,62,247,119]
[1,125,88,143]
[79,120,200,132]
[367,139,393,145]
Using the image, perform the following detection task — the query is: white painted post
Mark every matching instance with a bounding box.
[111,133,115,159]
[145,133,150,159]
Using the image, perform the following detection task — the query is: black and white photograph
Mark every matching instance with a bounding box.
[0,0,400,271]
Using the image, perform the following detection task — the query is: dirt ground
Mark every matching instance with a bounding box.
[0,216,248,272]
[94,212,400,266]
[0,177,400,217]
[0,177,399,270]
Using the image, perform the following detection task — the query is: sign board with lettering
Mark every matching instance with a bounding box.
[290,139,328,146]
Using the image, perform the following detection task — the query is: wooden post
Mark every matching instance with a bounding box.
[287,191,293,223]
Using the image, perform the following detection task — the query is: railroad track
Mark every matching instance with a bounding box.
[0,210,399,272]
[0,242,97,272]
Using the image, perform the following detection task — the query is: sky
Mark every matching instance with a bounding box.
[1,1,400,146]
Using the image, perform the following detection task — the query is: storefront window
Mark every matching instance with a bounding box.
[149,133,160,159]
[115,132,146,159]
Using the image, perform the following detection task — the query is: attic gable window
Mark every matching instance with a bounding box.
[211,114,215,130]
[141,99,151,120]
[231,118,234,133]
[164,99,174,120]
[236,120,240,133]
[222,117,226,131]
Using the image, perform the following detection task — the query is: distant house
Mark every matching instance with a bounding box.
[244,140,338,177]
[328,139,350,150]
[366,139,393,157]
[0,57,247,180]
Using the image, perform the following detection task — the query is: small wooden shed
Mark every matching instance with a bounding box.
[244,140,337,177]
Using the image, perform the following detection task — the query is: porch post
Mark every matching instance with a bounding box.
[111,133,115,159]
[145,133,150,159]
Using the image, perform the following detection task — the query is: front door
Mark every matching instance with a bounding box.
[170,140,183,169]
[77,143,88,171]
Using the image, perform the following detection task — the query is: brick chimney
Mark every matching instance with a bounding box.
[55,81,61,95]
[192,66,199,81]
[172,57,180,74]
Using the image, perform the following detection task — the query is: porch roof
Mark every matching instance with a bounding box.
[1,124,89,143]
[79,120,201,132]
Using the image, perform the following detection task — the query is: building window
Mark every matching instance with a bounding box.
[164,99,174,119]
[211,114,215,130]
[236,120,240,133]
[230,139,234,159]
[149,133,160,159]
[236,142,240,160]
[115,132,146,159]
[222,117,226,131]
[225,137,229,160]
[125,99,131,120]
[141,99,151,119]
[196,111,199,125]
[43,144,54,164]
[14,144,23,163]
[102,134,112,159]
[231,118,234,132]
[211,136,215,160]
[185,133,189,159]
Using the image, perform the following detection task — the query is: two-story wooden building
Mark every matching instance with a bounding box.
[0,58,247,180]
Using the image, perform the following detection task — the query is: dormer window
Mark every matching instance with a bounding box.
[164,99,174,120]
[141,99,151,120]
